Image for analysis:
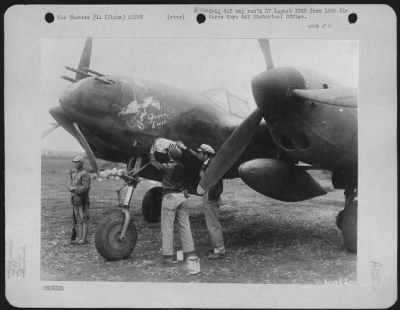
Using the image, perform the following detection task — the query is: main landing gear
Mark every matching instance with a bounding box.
[142,187,162,223]
[335,171,357,253]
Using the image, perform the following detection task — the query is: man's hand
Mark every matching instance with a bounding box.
[70,186,76,192]
[176,141,187,150]
[184,189,190,198]
[149,143,156,154]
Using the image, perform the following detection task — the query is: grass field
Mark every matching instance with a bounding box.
[41,156,356,283]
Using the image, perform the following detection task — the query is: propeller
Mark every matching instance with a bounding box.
[197,109,263,193]
[46,39,98,174]
[197,39,274,194]
[75,38,92,81]
[68,38,98,172]
[48,106,99,174]
[41,123,59,139]
[72,123,98,174]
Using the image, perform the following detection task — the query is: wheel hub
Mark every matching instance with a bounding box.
[109,226,129,250]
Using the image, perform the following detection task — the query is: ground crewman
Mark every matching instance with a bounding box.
[70,155,91,245]
[177,142,226,259]
[150,143,198,264]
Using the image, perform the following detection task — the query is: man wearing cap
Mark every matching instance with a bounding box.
[177,142,226,259]
[149,142,197,264]
[70,155,91,245]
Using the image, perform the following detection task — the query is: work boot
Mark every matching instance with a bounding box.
[207,247,226,259]
[183,251,197,260]
[77,222,88,244]
[72,223,83,245]
[70,226,78,244]
[161,255,177,265]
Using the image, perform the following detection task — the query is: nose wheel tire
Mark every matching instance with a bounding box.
[95,212,137,261]
[142,187,162,223]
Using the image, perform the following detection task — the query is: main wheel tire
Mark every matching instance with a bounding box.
[142,187,162,223]
[95,212,137,261]
[341,201,357,253]
[336,210,344,230]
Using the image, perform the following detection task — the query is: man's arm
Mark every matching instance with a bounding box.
[74,172,91,194]
[149,143,174,171]
[149,152,163,170]
[176,141,202,161]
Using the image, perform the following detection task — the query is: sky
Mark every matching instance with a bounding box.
[41,38,358,152]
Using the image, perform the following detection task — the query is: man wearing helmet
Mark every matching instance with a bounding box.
[150,141,197,265]
[70,155,91,245]
[177,142,226,259]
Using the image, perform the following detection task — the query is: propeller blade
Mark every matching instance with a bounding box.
[41,123,59,139]
[258,39,274,70]
[197,108,263,194]
[72,123,98,173]
[76,38,92,81]
[291,88,358,108]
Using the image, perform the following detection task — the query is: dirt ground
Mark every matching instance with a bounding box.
[41,157,356,283]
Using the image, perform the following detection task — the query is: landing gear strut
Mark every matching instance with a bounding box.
[336,180,357,253]
[95,158,149,261]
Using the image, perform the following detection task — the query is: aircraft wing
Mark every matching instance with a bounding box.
[291,88,357,108]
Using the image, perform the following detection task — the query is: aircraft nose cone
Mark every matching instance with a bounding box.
[251,68,305,118]
[59,82,79,112]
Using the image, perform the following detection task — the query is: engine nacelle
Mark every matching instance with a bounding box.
[238,159,326,202]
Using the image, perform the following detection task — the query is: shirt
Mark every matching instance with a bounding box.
[71,169,91,195]
[150,154,185,195]
[70,168,91,206]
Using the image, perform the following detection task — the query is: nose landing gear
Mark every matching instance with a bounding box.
[95,211,137,261]
[94,158,149,261]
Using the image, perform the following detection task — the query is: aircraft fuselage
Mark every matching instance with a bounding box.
[53,74,276,185]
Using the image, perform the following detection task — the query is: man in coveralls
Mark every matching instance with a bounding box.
[70,155,91,245]
[150,144,198,264]
[177,142,226,259]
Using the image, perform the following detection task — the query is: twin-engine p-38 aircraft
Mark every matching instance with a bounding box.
[45,38,358,260]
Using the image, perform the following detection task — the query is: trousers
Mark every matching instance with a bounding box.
[161,192,195,256]
[71,196,90,224]
[203,196,224,249]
